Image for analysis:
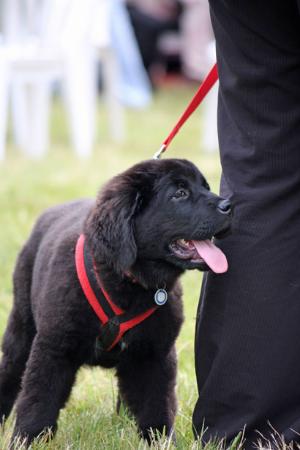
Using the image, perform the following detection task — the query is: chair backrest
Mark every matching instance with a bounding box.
[38,0,113,50]
[1,0,112,50]
[1,0,28,43]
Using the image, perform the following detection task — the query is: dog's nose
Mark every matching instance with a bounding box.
[217,199,231,215]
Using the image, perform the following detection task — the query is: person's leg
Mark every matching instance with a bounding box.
[193,1,300,447]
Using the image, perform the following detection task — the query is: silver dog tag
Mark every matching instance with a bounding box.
[154,289,168,306]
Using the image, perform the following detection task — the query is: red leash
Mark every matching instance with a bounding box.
[153,63,218,159]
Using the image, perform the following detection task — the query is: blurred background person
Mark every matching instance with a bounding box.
[126,0,214,83]
[179,0,214,80]
[126,0,182,83]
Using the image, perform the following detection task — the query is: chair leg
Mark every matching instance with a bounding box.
[202,81,219,153]
[11,80,29,151]
[100,48,124,142]
[27,81,51,158]
[11,79,51,158]
[0,58,10,161]
[63,50,97,158]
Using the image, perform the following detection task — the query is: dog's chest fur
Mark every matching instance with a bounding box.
[85,282,184,368]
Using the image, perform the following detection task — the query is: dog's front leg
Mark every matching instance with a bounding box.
[117,345,177,444]
[11,334,79,447]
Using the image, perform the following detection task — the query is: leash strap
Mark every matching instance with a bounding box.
[153,63,218,159]
[75,234,157,351]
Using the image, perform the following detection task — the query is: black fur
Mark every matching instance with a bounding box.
[0,158,231,446]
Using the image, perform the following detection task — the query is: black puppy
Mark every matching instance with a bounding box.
[0,158,231,445]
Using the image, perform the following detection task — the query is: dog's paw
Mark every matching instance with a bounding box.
[140,424,175,446]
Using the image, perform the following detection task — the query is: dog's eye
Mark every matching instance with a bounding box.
[172,188,189,199]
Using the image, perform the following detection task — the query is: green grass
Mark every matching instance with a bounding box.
[0,85,234,449]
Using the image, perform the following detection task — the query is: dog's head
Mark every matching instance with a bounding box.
[85,159,232,285]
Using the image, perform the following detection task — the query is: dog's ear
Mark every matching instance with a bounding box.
[84,177,142,274]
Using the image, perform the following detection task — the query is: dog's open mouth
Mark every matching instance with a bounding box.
[169,239,228,273]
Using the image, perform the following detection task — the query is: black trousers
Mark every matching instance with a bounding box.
[193,1,300,448]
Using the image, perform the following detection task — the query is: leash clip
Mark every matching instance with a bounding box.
[152,63,218,159]
[153,144,167,160]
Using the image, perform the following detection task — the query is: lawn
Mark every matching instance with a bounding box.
[0,85,233,450]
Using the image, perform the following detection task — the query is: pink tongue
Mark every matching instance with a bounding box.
[192,240,228,273]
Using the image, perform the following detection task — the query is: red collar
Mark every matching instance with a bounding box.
[75,234,157,351]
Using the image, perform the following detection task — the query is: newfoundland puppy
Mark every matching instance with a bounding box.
[0,158,231,445]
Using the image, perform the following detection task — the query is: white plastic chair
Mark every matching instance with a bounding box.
[0,0,124,160]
